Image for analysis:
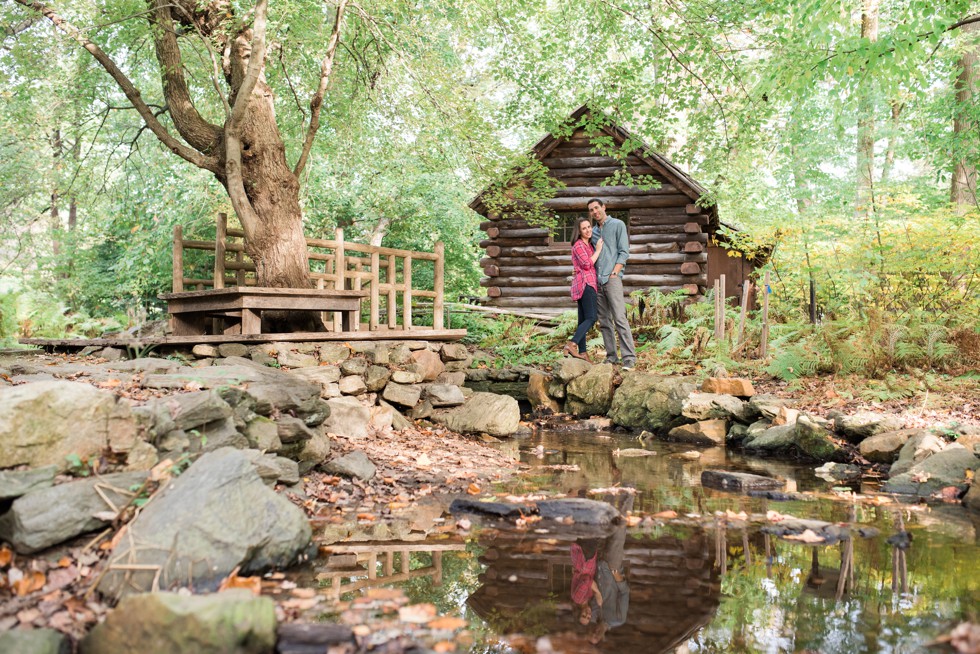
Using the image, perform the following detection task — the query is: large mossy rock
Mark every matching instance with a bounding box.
[98,448,312,600]
[0,471,147,554]
[430,392,520,436]
[0,628,69,654]
[0,381,137,471]
[565,364,616,417]
[607,374,695,432]
[743,417,842,462]
[82,590,275,654]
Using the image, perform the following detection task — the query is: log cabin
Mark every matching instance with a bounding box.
[470,105,758,315]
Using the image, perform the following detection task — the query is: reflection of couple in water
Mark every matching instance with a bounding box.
[570,492,633,644]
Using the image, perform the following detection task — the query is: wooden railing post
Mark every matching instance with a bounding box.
[433,241,444,329]
[403,255,413,329]
[214,212,227,289]
[173,225,184,292]
[370,251,380,330]
[333,227,345,332]
[387,255,397,329]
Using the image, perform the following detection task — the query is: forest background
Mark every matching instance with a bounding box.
[1,0,978,384]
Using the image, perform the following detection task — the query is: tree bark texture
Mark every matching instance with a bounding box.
[950,21,979,212]
[855,0,880,217]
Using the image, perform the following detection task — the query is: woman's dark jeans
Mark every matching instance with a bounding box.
[571,284,597,353]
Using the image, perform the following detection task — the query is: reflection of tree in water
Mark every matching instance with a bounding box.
[467,525,720,654]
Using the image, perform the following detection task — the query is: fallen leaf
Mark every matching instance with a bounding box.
[13,570,45,597]
[433,641,456,653]
[428,616,468,630]
[725,510,748,521]
[784,529,825,544]
[356,513,376,522]
[466,483,481,496]
[625,515,643,527]
[0,546,12,568]
[652,510,677,519]
[399,603,436,623]
[910,471,932,483]
[417,453,432,467]
[218,567,261,595]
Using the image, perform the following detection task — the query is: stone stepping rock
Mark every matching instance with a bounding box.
[701,470,784,492]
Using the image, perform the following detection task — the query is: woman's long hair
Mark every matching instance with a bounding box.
[571,218,593,247]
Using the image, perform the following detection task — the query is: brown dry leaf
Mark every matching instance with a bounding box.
[13,570,46,597]
[625,515,643,527]
[653,510,678,519]
[149,458,175,483]
[388,501,409,510]
[466,483,481,496]
[433,642,456,653]
[416,453,432,468]
[725,510,749,521]
[218,567,262,595]
[356,513,376,522]
[0,545,12,568]
[399,603,437,623]
[428,616,468,630]
[16,607,41,625]
[366,588,404,600]
[281,597,319,611]
[99,379,122,388]
[784,529,825,544]
[766,510,788,522]
[56,556,72,568]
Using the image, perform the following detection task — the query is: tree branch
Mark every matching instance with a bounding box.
[224,0,269,235]
[149,0,222,154]
[293,0,348,179]
[12,0,220,173]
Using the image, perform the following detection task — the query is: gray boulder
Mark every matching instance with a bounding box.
[0,465,58,500]
[745,394,795,422]
[859,429,923,464]
[288,365,342,390]
[536,498,620,526]
[340,358,369,376]
[890,432,947,477]
[882,444,979,497]
[323,450,376,480]
[701,470,784,492]
[82,590,275,654]
[430,392,520,437]
[607,373,696,432]
[0,628,69,654]
[317,343,351,365]
[98,448,312,599]
[338,375,367,396]
[364,365,391,392]
[681,393,749,422]
[0,381,137,472]
[216,343,250,359]
[554,358,592,384]
[382,382,422,408]
[321,397,371,439]
[424,384,466,407]
[242,449,300,486]
[441,343,469,361]
[833,410,904,443]
[0,471,147,554]
[565,363,616,417]
[744,417,841,461]
[667,419,728,446]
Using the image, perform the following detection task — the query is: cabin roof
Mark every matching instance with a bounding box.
[470,104,714,214]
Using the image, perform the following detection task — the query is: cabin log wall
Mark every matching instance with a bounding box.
[473,126,731,314]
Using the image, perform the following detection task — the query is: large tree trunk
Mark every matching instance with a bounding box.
[855,0,880,217]
[950,21,979,213]
[225,29,312,290]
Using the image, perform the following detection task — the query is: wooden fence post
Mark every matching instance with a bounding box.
[370,251,380,331]
[387,255,397,329]
[719,274,726,343]
[214,212,227,289]
[333,227,345,332]
[760,270,771,357]
[403,255,413,329]
[433,241,445,330]
[173,225,184,292]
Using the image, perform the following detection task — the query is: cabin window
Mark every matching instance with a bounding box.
[552,210,629,243]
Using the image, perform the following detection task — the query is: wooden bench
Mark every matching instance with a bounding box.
[159,287,369,336]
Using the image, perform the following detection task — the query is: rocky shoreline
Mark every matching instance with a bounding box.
[0,343,978,652]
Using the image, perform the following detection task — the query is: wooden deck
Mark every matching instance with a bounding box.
[20,327,467,350]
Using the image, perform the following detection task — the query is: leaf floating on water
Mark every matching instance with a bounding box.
[784,529,825,544]
[613,448,657,457]
[428,616,468,630]
[587,486,638,495]
[466,483,481,496]
[652,510,678,519]
[766,510,788,522]
[725,510,748,521]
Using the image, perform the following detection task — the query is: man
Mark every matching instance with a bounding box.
[588,198,636,369]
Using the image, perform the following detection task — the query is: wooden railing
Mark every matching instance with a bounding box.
[173,213,445,330]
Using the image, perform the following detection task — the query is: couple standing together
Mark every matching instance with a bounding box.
[565,198,636,369]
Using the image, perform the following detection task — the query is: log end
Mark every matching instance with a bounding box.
[680,262,702,275]
[683,242,704,254]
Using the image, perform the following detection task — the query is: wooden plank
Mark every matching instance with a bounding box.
[173,225,184,293]
[541,155,648,169]
[403,255,412,329]
[242,309,261,335]
[214,213,227,289]
[333,228,345,332]
[543,195,689,211]
[387,255,397,329]
[370,251,380,331]
[161,287,368,300]
[551,184,678,197]
[546,165,657,178]
[20,328,470,349]
[433,242,445,330]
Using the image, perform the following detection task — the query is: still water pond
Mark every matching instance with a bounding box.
[312,431,979,654]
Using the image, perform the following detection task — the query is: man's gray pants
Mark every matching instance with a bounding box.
[596,275,636,365]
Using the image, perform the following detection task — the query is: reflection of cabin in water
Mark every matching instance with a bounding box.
[470,105,757,315]
[467,528,720,653]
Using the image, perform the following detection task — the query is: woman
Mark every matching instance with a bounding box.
[565,218,602,361]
